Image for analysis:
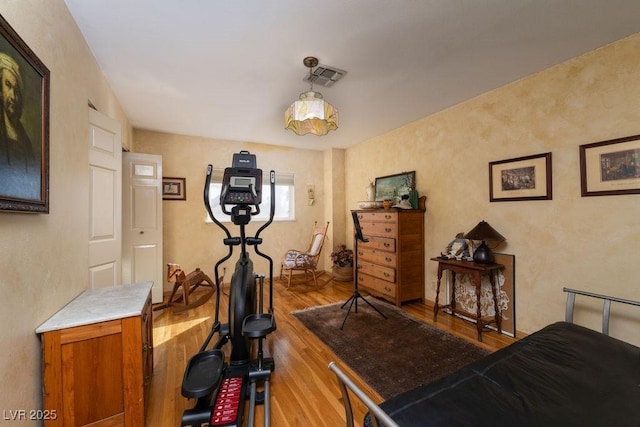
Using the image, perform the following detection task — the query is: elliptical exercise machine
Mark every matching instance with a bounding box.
[181,151,276,427]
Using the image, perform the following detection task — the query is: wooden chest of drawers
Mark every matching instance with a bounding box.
[354,209,425,306]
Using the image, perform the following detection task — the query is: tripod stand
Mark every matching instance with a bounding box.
[340,211,387,330]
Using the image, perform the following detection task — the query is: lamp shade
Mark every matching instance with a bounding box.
[284,91,338,136]
[464,220,506,243]
[464,220,506,264]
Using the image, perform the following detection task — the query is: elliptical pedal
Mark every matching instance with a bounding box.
[181,349,225,399]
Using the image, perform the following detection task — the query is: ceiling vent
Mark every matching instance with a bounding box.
[304,64,347,87]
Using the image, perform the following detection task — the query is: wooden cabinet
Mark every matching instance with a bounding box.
[36,282,153,427]
[354,209,425,306]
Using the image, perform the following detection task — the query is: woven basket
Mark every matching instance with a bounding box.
[332,266,353,282]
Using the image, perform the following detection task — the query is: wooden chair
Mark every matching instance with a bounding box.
[280,221,330,288]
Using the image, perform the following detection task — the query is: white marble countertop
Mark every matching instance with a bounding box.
[36,281,153,334]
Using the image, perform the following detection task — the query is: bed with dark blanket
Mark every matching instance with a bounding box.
[329,288,640,427]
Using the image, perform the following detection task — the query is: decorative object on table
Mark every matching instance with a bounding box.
[418,195,427,210]
[440,233,473,261]
[375,171,415,205]
[330,244,353,282]
[357,179,382,209]
[365,179,375,202]
[162,177,186,200]
[489,153,552,202]
[284,56,343,136]
[357,200,383,209]
[464,220,506,264]
[0,15,50,213]
[408,187,419,209]
[579,134,640,196]
[392,194,412,209]
[382,200,393,209]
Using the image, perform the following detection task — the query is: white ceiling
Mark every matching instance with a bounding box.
[64,0,640,151]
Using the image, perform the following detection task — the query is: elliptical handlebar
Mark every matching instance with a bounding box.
[255,170,276,239]
[204,164,232,240]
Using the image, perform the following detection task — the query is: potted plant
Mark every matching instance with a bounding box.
[330,244,354,282]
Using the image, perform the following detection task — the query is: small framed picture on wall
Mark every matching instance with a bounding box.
[163,177,186,200]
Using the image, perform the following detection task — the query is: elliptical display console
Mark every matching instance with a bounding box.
[221,151,263,207]
[181,151,276,427]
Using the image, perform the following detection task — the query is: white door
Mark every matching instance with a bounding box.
[88,108,122,288]
[122,152,163,303]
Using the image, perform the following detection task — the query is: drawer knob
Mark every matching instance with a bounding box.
[385,287,391,292]
[385,228,392,233]
[384,272,390,277]
[385,215,392,219]
[385,257,392,262]
[384,243,390,248]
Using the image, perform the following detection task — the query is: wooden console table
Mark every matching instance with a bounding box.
[431,258,503,341]
[36,282,153,426]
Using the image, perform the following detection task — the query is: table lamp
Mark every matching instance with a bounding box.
[464,220,506,264]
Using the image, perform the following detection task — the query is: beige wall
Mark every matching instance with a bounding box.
[0,0,132,416]
[324,148,347,256]
[346,33,640,345]
[133,131,331,287]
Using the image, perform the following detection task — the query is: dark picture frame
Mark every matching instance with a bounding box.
[162,177,186,200]
[374,171,415,204]
[580,134,640,197]
[0,14,50,213]
[489,153,552,202]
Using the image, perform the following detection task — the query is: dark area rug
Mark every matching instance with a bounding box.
[292,297,491,399]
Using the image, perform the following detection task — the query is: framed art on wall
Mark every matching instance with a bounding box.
[0,14,50,213]
[374,171,415,204]
[163,177,186,200]
[580,134,640,197]
[489,153,552,202]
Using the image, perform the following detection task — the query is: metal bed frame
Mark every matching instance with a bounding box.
[329,287,640,427]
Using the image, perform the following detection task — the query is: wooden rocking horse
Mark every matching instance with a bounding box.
[153,263,217,313]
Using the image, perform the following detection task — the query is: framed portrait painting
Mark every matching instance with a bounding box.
[489,153,552,202]
[580,134,640,197]
[0,14,50,213]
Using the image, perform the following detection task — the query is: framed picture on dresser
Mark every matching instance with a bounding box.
[374,171,415,204]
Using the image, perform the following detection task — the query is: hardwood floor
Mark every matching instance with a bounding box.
[146,274,515,427]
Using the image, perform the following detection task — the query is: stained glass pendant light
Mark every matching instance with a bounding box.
[284,56,339,136]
